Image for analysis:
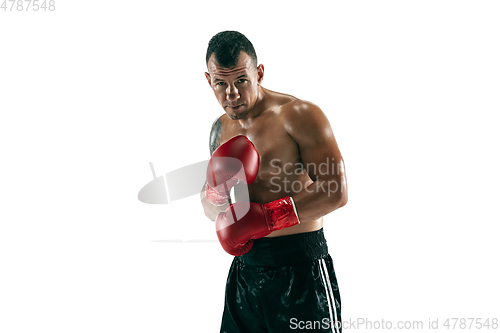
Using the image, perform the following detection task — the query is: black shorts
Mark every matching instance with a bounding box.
[220,228,342,333]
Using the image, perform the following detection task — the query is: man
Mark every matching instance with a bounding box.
[200,31,347,333]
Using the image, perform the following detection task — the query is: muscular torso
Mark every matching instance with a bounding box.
[214,89,323,237]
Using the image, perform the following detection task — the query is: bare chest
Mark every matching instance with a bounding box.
[220,112,302,188]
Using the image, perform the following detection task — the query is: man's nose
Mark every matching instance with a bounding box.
[226,84,239,102]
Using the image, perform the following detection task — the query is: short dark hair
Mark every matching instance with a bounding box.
[206,31,258,69]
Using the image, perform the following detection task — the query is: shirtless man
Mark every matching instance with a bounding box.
[201,31,348,332]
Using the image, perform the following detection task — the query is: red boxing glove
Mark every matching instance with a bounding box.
[215,196,300,256]
[205,135,259,206]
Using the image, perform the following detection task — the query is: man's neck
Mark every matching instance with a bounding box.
[237,87,268,127]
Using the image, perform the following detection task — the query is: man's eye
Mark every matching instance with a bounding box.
[216,82,225,86]
[238,79,247,83]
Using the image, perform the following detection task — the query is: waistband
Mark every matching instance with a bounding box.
[239,228,328,267]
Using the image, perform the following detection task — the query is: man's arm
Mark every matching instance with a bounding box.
[284,101,348,222]
[200,116,229,221]
[209,116,223,156]
[214,102,346,256]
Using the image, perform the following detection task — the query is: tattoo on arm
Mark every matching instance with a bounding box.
[209,117,222,155]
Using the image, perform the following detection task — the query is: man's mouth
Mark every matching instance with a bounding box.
[227,104,243,110]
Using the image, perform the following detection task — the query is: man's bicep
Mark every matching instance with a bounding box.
[288,103,344,181]
[209,116,223,156]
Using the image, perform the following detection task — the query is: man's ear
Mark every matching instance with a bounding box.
[257,64,264,84]
[205,72,212,87]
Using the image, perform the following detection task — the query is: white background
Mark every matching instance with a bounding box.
[1,1,499,332]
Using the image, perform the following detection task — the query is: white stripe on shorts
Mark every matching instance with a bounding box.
[319,258,340,333]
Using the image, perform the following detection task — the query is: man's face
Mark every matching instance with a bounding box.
[205,51,264,120]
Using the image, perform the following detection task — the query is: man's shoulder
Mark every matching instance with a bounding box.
[209,113,236,154]
[210,113,233,132]
[277,97,323,123]
[275,97,330,141]
[209,115,225,155]
[212,113,232,126]
[285,99,320,112]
